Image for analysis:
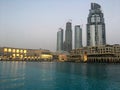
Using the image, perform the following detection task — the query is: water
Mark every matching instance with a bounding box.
[0,61,120,90]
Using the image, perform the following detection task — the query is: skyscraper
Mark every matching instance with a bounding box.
[87,3,106,46]
[64,21,72,52]
[57,28,63,51]
[75,25,82,49]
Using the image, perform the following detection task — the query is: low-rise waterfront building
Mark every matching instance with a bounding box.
[69,44,120,63]
[0,47,27,60]
[0,47,53,61]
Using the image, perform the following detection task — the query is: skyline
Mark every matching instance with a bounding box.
[0,0,120,51]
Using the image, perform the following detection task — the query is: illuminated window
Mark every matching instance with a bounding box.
[41,54,52,59]
[12,49,15,53]
[24,50,27,53]
[16,49,19,53]
[20,50,23,53]
[13,54,15,57]
[8,49,12,52]
[4,48,7,52]
[16,54,19,56]
[20,55,23,58]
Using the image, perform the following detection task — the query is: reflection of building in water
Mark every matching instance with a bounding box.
[0,47,53,61]
[69,44,120,63]
[0,62,26,89]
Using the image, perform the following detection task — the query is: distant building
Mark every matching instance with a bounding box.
[53,51,69,62]
[74,25,82,49]
[69,44,120,63]
[0,47,52,61]
[87,3,106,46]
[0,47,27,60]
[64,21,72,52]
[57,28,64,52]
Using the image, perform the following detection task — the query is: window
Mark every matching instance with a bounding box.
[16,49,19,53]
[20,50,23,53]
[8,49,12,52]
[13,49,15,53]
[4,48,7,52]
[24,50,27,53]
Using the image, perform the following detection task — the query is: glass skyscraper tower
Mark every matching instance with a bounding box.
[87,3,106,46]
[64,21,72,52]
[57,28,63,51]
[75,25,82,49]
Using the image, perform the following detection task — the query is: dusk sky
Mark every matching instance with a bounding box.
[0,0,120,51]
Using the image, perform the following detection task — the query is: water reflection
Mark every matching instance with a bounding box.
[0,61,26,90]
[0,62,120,90]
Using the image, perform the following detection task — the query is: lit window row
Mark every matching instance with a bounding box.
[12,54,23,58]
[4,48,27,53]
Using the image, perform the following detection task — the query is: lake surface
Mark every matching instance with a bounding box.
[0,61,120,90]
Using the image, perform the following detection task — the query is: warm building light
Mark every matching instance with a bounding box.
[59,54,67,61]
[16,49,19,53]
[4,48,7,52]
[13,54,15,57]
[8,49,12,52]
[24,50,27,53]
[41,54,52,59]
[16,54,19,56]
[20,55,23,58]
[84,52,87,62]
[20,50,23,53]
[12,49,15,53]
[84,55,87,62]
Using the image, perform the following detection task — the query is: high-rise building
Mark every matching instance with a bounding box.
[64,21,72,52]
[87,3,106,46]
[75,25,82,49]
[57,28,63,51]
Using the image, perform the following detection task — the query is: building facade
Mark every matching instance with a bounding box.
[57,28,64,52]
[69,44,120,63]
[0,47,27,60]
[64,21,72,52]
[87,3,106,46]
[75,25,82,49]
[0,47,53,61]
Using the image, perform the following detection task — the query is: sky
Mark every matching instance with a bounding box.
[0,0,120,51]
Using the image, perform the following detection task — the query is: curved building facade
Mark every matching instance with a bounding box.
[87,3,106,46]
